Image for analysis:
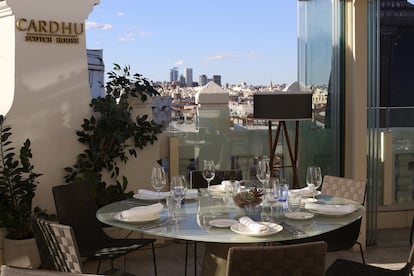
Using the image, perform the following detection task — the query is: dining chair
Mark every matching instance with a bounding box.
[32,216,87,273]
[52,182,157,275]
[325,241,414,276]
[29,216,58,271]
[226,241,327,276]
[0,265,102,276]
[319,175,367,263]
[189,168,243,189]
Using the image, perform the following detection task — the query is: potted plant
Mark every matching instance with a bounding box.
[0,115,42,267]
[64,64,163,207]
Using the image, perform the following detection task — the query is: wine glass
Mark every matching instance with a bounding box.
[306,166,322,199]
[202,160,215,193]
[256,157,270,190]
[171,175,187,221]
[151,167,166,202]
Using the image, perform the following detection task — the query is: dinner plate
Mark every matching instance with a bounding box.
[134,193,198,201]
[133,193,168,201]
[306,205,356,217]
[290,189,321,198]
[114,212,161,223]
[209,219,239,228]
[285,211,314,220]
[230,222,283,237]
[301,198,318,205]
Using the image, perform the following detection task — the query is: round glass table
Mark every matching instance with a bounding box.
[97,193,364,276]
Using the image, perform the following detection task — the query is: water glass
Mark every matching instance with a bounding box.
[270,177,280,201]
[171,175,187,221]
[165,196,175,218]
[279,183,289,202]
[288,193,302,212]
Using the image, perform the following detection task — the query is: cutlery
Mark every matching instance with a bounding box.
[279,221,306,235]
[140,219,173,230]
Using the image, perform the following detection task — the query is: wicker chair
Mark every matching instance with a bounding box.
[320,175,367,263]
[226,241,327,276]
[52,182,157,275]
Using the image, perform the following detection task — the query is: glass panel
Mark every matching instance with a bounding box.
[297,0,344,177]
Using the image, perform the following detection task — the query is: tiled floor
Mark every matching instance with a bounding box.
[83,227,412,276]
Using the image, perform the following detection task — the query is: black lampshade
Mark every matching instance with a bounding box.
[253,92,313,121]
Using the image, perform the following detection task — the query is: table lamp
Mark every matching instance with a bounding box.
[253,91,312,188]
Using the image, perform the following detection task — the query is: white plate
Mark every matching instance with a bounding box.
[306,205,356,217]
[285,212,314,220]
[301,198,318,205]
[290,189,321,198]
[114,212,161,223]
[230,222,283,237]
[133,193,168,201]
[209,219,239,228]
[134,193,197,201]
[307,209,354,217]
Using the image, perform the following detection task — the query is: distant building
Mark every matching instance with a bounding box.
[213,75,221,86]
[170,67,179,82]
[87,49,105,98]
[199,74,208,86]
[185,68,193,87]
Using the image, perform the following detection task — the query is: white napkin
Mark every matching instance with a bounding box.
[119,203,163,220]
[289,187,314,197]
[138,189,170,198]
[239,216,269,233]
[304,203,356,214]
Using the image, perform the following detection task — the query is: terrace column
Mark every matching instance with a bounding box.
[0,0,99,212]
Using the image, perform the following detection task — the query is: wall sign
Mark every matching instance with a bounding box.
[16,18,84,44]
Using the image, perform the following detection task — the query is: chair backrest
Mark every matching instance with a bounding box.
[29,216,57,271]
[190,169,243,188]
[226,241,327,276]
[52,182,110,256]
[321,175,366,204]
[48,223,84,274]
[0,265,100,276]
[32,217,69,272]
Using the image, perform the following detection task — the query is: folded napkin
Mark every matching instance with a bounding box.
[119,203,163,220]
[290,187,314,197]
[138,189,170,198]
[239,216,269,233]
[304,203,356,214]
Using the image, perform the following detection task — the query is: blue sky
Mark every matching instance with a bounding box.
[86,1,298,86]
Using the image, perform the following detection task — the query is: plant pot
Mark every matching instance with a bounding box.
[3,237,41,268]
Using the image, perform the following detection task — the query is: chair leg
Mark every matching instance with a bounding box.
[185,241,189,276]
[151,242,157,276]
[96,260,102,274]
[194,241,197,276]
[356,241,366,264]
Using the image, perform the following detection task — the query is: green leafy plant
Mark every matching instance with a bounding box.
[0,115,42,239]
[64,64,164,207]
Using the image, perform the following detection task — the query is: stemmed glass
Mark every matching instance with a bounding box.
[151,167,167,202]
[256,157,271,191]
[306,166,322,199]
[202,160,216,193]
[171,175,187,221]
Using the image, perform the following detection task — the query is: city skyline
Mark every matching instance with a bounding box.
[85,1,298,86]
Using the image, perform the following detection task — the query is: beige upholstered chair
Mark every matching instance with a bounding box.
[226,241,327,276]
[0,265,101,276]
[321,175,366,204]
[320,175,367,263]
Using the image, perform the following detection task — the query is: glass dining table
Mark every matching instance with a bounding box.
[96,191,365,276]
